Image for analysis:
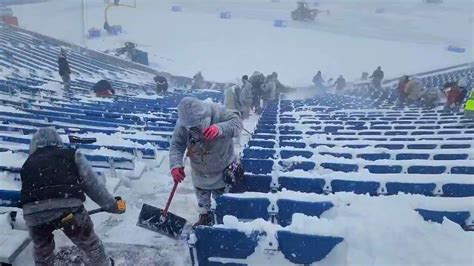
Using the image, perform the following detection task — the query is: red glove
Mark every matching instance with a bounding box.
[203,125,220,140]
[171,167,185,183]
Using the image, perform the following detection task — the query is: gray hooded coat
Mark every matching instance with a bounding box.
[241,80,253,106]
[22,128,118,226]
[169,97,242,189]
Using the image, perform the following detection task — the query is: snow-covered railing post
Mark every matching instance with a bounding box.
[433,183,443,196]
[377,183,387,195]
[187,233,197,266]
[323,181,333,195]
[109,157,117,178]
[262,233,278,257]
[268,201,278,224]
[132,147,138,160]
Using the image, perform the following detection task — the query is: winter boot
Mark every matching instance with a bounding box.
[192,213,213,228]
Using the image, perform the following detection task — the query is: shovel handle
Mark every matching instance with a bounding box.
[88,208,106,215]
[163,182,179,216]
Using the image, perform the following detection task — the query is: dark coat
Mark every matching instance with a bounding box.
[58,56,71,76]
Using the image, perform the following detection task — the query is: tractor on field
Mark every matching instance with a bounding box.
[291,1,318,21]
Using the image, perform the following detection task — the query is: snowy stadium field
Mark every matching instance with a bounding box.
[11,0,473,86]
[0,0,473,265]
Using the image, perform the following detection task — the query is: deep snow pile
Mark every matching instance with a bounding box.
[10,0,473,86]
[219,192,474,265]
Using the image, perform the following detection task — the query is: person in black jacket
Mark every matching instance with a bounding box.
[58,48,71,91]
[21,128,126,265]
[154,75,168,95]
[370,66,384,91]
[93,79,115,97]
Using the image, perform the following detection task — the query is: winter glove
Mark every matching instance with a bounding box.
[108,196,126,214]
[203,125,221,140]
[171,167,185,183]
[115,197,126,214]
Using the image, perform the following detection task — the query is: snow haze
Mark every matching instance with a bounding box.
[11,0,473,86]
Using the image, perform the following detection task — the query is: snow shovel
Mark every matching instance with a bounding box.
[137,182,187,239]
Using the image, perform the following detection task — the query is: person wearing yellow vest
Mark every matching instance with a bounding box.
[465,89,474,119]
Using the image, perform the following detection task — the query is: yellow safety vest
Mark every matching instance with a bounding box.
[465,90,474,111]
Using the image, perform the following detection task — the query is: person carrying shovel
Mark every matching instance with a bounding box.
[20,128,126,266]
[169,97,243,227]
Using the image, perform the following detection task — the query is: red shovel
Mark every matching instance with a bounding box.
[137,182,187,238]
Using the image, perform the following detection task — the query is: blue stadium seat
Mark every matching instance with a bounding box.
[280,150,313,159]
[276,200,333,227]
[440,144,471,149]
[447,137,473,141]
[320,152,352,159]
[252,134,276,140]
[0,189,21,207]
[385,131,408,136]
[310,143,336,148]
[365,165,402,174]
[277,231,343,264]
[330,179,380,195]
[375,144,404,150]
[194,227,261,265]
[359,131,382,136]
[0,166,21,173]
[451,166,474,174]
[433,154,468,160]
[248,140,275,149]
[242,148,276,159]
[215,196,271,224]
[407,144,437,149]
[279,161,315,172]
[241,159,274,175]
[394,126,416,130]
[279,135,303,141]
[396,153,430,160]
[386,182,436,196]
[407,165,446,175]
[344,144,369,148]
[237,172,273,191]
[278,176,325,194]
[281,141,306,149]
[320,163,358,172]
[415,209,470,228]
[442,184,474,197]
[438,130,462,135]
[411,131,435,135]
[357,153,390,161]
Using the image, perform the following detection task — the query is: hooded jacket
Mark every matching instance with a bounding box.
[169,97,242,189]
[405,79,424,101]
[58,54,71,76]
[21,128,117,226]
[241,79,253,106]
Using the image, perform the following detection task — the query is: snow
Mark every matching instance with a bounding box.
[0,0,473,265]
[215,192,474,265]
[218,210,473,265]
[10,0,473,86]
[0,106,28,114]
[0,151,28,168]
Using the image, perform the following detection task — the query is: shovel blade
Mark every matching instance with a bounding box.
[137,203,187,238]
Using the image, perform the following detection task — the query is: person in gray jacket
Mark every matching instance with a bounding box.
[20,128,126,266]
[169,97,242,227]
[240,75,253,119]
